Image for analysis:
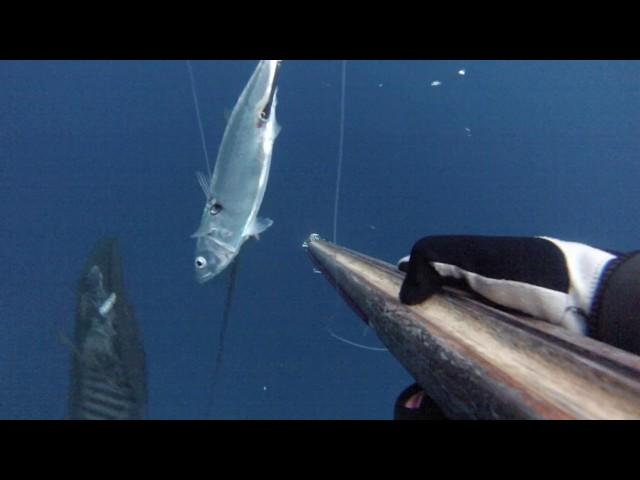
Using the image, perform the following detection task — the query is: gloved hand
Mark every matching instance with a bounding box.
[398,235,640,356]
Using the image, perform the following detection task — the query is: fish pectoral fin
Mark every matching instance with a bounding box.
[245,217,273,239]
[50,320,83,359]
[274,119,282,139]
[192,226,233,240]
[191,222,215,238]
[196,171,210,199]
[190,227,208,239]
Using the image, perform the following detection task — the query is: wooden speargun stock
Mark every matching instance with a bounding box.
[304,234,640,419]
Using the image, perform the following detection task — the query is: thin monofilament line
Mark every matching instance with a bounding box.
[186,60,212,178]
[327,61,387,353]
[332,60,347,245]
[327,329,387,352]
[206,256,241,418]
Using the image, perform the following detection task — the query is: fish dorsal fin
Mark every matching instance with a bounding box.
[245,217,273,239]
[196,171,210,198]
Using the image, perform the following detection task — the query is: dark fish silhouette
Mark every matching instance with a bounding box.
[68,238,147,420]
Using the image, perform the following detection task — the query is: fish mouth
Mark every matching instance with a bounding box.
[196,270,216,284]
[196,274,213,284]
[80,237,122,295]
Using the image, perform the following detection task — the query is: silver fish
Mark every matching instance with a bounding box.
[68,238,147,420]
[192,60,282,283]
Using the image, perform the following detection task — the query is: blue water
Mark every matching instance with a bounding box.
[1,60,639,419]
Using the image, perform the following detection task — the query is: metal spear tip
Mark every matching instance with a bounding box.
[302,233,322,249]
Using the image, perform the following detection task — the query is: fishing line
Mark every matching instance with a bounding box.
[327,60,386,353]
[187,61,240,417]
[332,60,347,246]
[186,60,212,178]
[205,255,241,418]
[328,329,387,352]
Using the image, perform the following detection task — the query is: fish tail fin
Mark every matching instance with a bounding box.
[245,217,273,240]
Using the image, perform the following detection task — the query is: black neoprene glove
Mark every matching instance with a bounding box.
[398,235,640,356]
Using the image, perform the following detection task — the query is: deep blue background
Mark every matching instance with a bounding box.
[1,60,639,419]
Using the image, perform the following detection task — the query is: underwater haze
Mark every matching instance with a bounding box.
[1,60,639,419]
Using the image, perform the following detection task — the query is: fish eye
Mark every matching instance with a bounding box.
[259,110,268,121]
[195,256,207,269]
[209,202,223,216]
